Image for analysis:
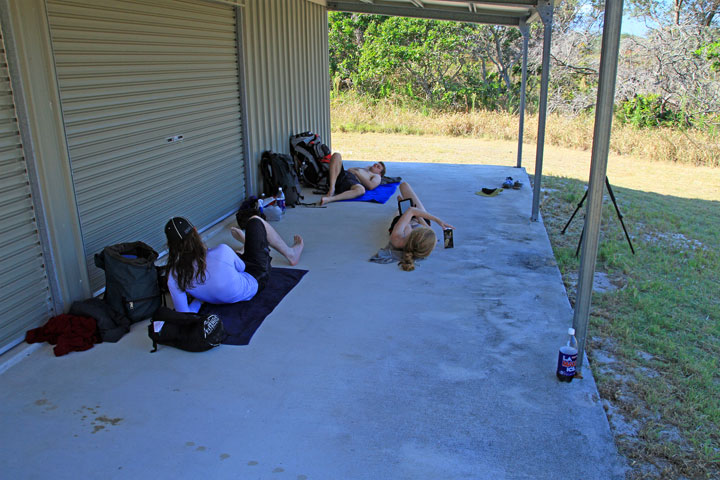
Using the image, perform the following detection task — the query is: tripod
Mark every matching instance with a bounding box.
[561,177,635,256]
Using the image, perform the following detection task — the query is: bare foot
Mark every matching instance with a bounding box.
[320,188,336,206]
[286,235,304,266]
[230,226,245,244]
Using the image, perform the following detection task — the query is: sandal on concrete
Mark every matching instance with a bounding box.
[476,187,502,197]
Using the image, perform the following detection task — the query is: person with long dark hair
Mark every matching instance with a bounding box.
[164,215,301,313]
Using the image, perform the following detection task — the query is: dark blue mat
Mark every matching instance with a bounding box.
[199,267,307,345]
[341,182,399,204]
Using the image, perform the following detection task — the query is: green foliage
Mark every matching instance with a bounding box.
[617,94,689,129]
[695,39,720,71]
[328,14,523,111]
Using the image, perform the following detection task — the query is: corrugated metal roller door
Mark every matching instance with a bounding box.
[47,0,246,291]
[0,27,54,352]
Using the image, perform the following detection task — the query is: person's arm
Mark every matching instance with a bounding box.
[389,209,418,248]
[167,272,200,313]
[231,247,247,273]
[351,168,381,191]
[407,207,454,230]
[364,172,381,190]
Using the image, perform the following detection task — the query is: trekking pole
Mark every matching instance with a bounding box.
[561,189,588,235]
[604,177,635,255]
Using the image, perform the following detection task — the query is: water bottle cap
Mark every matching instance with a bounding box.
[568,327,575,335]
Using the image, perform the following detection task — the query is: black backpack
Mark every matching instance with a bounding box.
[290,131,331,189]
[260,150,302,207]
[94,242,162,323]
[148,306,227,352]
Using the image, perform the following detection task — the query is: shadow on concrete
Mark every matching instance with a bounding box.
[0,162,626,479]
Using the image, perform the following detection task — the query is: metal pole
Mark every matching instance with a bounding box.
[573,0,624,373]
[531,1,553,222]
[516,21,529,168]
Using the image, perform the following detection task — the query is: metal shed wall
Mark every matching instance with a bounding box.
[46,0,247,291]
[242,0,331,194]
[0,25,54,353]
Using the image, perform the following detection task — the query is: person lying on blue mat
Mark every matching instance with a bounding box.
[164,216,303,313]
[320,152,386,206]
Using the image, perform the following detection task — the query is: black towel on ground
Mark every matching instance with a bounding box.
[198,267,307,345]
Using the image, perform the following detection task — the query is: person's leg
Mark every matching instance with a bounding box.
[241,216,272,291]
[321,183,365,205]
[325,152,343,197]
[230,226,245,242]
[398,181,431,226]
[232,222,303,266]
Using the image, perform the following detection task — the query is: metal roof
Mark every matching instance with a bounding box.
[325,0,546,26]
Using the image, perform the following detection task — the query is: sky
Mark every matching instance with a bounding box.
[622,15,649,36]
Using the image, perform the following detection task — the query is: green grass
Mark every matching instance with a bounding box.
[539,175,720,477]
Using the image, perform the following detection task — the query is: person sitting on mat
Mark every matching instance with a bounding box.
[320,152,386,206]
[389,181,454,271]
[164,216,301,313]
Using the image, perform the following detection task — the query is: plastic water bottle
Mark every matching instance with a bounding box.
[277,187,286,212]
[259,193,273,208]
[556,327,578,382]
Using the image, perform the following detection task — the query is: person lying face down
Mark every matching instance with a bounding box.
[164,216,274,313]
[320,152,386,206]
[388,181,454,271]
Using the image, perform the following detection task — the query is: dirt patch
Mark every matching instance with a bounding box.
[587,337,702,479]
[641,231,707,252]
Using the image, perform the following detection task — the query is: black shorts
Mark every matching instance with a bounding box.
[336,166,361,194]
[241,217,271,291]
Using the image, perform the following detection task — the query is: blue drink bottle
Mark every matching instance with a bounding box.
[556,327,578,382]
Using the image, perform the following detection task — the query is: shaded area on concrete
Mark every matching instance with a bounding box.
[0,162,625,479]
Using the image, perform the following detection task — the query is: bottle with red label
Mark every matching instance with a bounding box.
[556,327,578,382]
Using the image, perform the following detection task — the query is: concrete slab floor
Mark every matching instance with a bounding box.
[0,162,626,479]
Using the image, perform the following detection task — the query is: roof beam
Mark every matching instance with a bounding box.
[327,1,523,26]
[432,0,537,5]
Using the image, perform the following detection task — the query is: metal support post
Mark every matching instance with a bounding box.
[531,1,553,221]
[516,21,529,168]
[572,0,625,372]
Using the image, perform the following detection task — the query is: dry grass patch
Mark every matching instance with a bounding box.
[331,96,720,167]
[332,132,720,203]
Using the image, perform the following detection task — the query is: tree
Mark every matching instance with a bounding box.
[527,0,605,114]
[465,26,524,111]
[626,0,720,27]
[356,17,472,102]
[328,12,386,89]
[617,27,720,124]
